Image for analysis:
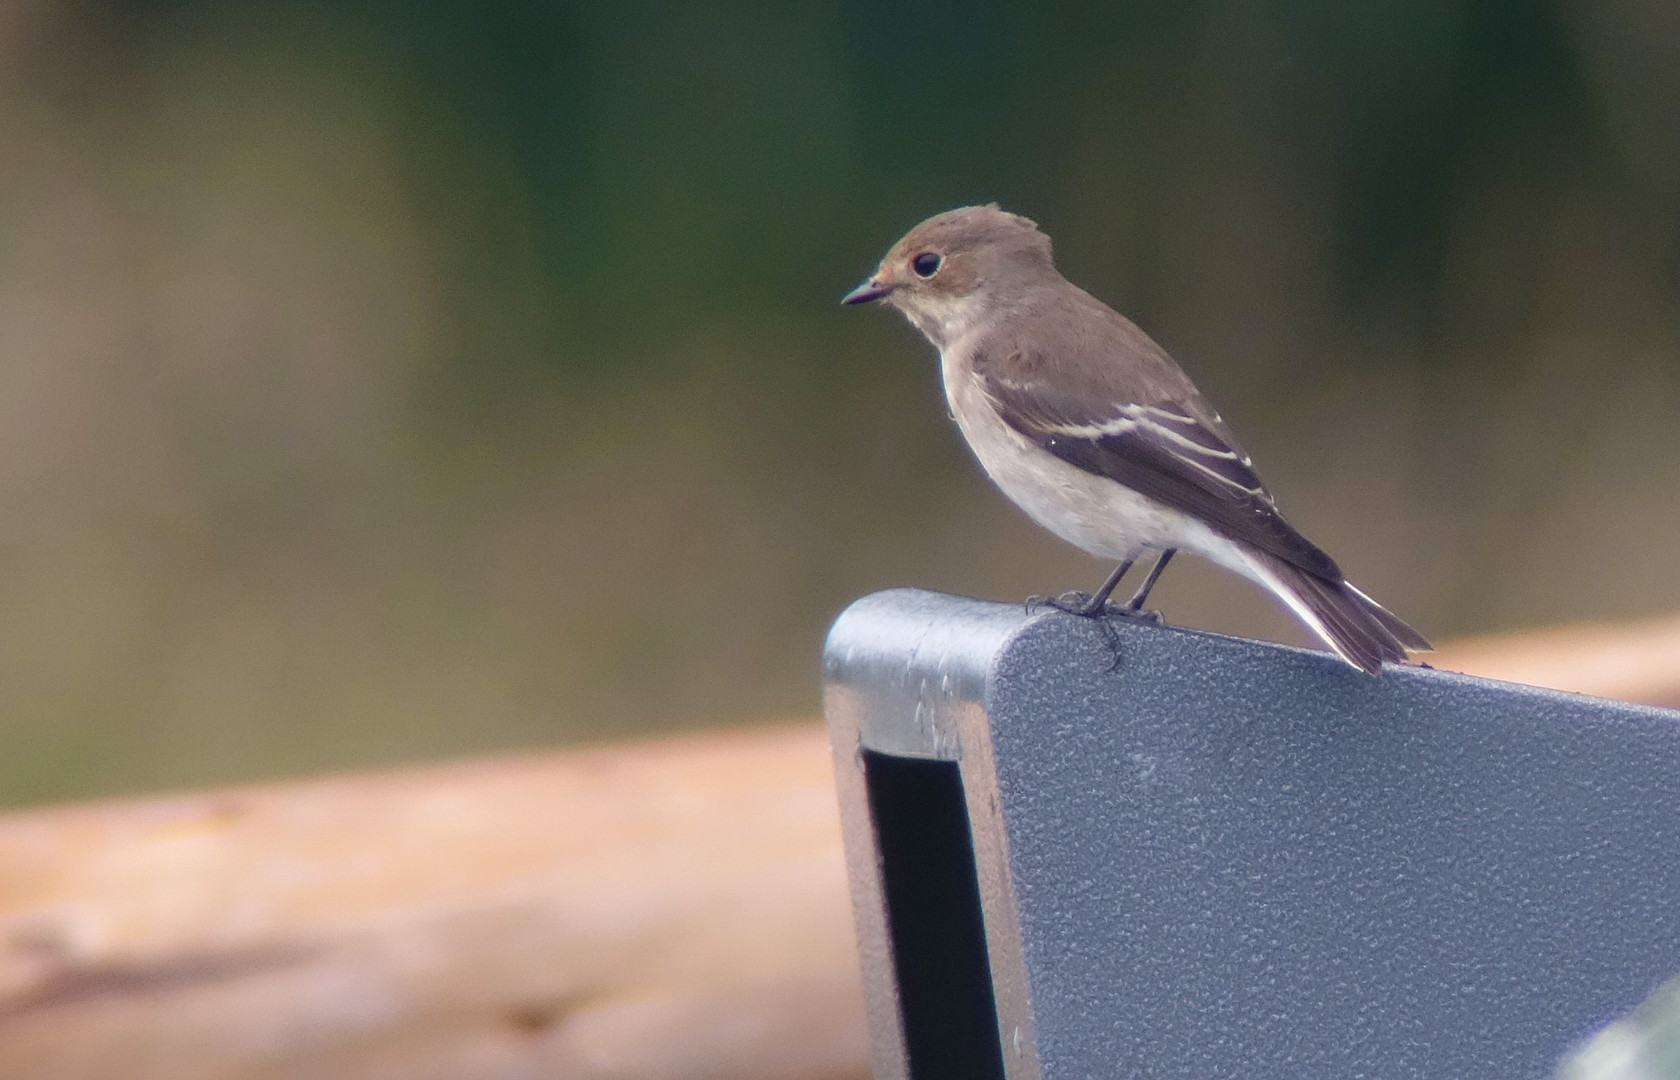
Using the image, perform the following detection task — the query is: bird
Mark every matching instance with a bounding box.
[841,204,1429,673]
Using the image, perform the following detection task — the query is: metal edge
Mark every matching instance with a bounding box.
[822,588,1042,1080]
[955,692,1044,1080]
[822,678,911,1080]
[822,588,1028,761]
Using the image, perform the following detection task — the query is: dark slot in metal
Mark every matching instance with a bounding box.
[863,749,1007,1080]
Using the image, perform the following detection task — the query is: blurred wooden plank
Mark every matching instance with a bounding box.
[2,614,1678,1079]
[0,724,867,1080]
[1432,614,1680,709]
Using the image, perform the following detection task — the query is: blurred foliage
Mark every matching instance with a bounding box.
[98,0,1668,378]
[0,0,1678,805]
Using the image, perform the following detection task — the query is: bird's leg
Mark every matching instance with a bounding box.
[1119,548,1176,622]
[1080,558,1136,614]
[1027,559,1133,617]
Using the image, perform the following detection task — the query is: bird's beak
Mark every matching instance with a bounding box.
[841,277,896,305]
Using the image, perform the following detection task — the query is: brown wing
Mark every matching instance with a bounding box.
[979,339,1345,584]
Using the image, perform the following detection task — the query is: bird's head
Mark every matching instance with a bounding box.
[842,204,1057,346]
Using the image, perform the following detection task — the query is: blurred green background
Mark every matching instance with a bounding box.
[1,0,1677,806]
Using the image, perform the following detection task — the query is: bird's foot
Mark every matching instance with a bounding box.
[1025,590,1107,617]
[1025,591,1135,670]
[1024,593,1165,625]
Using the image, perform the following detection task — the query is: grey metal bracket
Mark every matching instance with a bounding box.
[822,588,1680,1080]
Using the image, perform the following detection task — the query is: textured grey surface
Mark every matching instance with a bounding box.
[824,588,1680,1080]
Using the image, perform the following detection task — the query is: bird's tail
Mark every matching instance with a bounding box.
[1250,552,1431,674]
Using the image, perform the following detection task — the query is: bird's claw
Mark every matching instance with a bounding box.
[1024,590,1134,671]
[1025,591,1105,617]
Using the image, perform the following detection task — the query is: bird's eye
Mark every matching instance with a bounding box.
[911,252,942,278]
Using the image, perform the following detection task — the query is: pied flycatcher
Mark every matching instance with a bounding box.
[842,204,1429,673]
